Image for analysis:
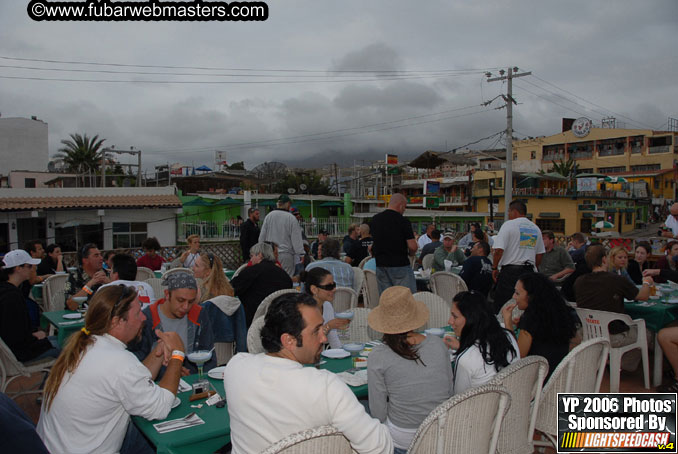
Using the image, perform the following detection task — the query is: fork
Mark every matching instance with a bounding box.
[154,412,196,429]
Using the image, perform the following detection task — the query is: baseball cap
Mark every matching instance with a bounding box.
[442,231,455,240]
[318,229,329,235]
[278,194,291,203]
[2,249,41,268]
[290,207,300,215]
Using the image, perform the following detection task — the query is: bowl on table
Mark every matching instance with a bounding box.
[335,311,354,320]
[342,343,365,356]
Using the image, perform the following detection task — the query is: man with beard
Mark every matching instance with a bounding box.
[37,285,184,454]
[128,271,215,377]
[224,292,393,454]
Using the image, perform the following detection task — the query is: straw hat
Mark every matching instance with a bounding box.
[368,286,430,334]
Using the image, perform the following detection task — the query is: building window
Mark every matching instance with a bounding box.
[655,180,661,190]
[630,164,661,172]
[24,178,36,188]
[536,218,565,233]
[530,150,536,159]
[625,212,633,225]
[598,166,627,174]
[112,222,147,249]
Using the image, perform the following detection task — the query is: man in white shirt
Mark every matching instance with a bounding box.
[100,254,156,308]
[416,223,435,249]
[224,292,393,454]
[259,194,305,277]
[491,200,545,313]
[662,203,678,239]
[37,284,185,454]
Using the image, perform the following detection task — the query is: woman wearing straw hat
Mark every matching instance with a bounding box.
[446,291,518,395]
[367,286,453,454]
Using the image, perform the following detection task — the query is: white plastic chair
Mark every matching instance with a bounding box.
[534,338,610,450]
[231,263,248,279]
[43,273,69,312]
[488,356,549,454]
[575,307,649,392]
[261,425,356,454]
[135,266,155,281]
[0,337,55,399]
[145,278,165,301]
[351,267,364,297]
[408,384,511,454]
[421,254,435,271]
[333,287,358,313]
[252,289,299,323]
[362,269,379,309]
[247,316,266,354]
[357,256,370,269]
[345,308,380,344]
[413,291,450,330]
[430,271,468,305]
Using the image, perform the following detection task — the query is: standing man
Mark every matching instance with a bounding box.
[491,200,545,313]
[37,285,184,454]
[64,243,110,311]
[240,207,260,262]
[311,229,328,260]
[538,230,575,281]
[224,292,393,454]
[417,223,435,250]
[661,203,678,239]
[343,224,360,255]
[345,224,373,266]
[370,193,417,294]
[259,195,305,277]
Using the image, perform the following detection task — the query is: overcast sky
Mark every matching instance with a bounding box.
[1,0,676,174]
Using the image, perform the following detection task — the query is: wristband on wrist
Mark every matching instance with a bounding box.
[170,350,185,361]
[82,285,93,295]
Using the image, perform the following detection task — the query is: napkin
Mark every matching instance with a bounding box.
[177,379,192,393]
[336,370,368,387]
[153,413,205,434]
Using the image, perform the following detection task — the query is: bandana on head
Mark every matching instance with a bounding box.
[162,271,197,291]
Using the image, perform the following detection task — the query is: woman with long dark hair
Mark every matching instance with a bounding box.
[502,272,576,378]
[368,286,453,454]
[446,291,518,394]
[302,267,349,349]
[628,242,651,285]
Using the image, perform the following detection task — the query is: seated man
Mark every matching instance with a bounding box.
[128,271,215,376]
[567,232,588,265]
[311,229,328,260]
[136,237,165,272]
[418,229,441,264]
[458,241,493,297]
[37,285,185,454]
[538,230,575,281]
[345,224,373,266]
[99,254,156,308]
[224,292,393,454]
[432,231,466,272]
[305,237,354,288]
[0,250,59,362]
[64,243,110,310]
[574,244,653,345]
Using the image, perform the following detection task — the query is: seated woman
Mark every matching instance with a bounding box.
[608,246,634,284]
[628,242,651,285]
[654,241,678,283]
[368,286,453,454]
[446,291,518,395]
[135,237,165,271]
[302,268,350,349]
[192,252,245,354]
[502,272,576,379]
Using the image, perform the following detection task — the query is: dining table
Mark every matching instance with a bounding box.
[40,310,85,347]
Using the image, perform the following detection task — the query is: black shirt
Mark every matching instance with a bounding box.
[347,236,373,265]
[0,281,51,362]
[370,209,414,267]
[239,218,260,261]
[37,257,58,276]
[231,260,293,327]
[459,256,494,296]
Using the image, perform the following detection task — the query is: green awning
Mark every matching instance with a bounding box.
[214,197,243,206]
[576,172,606,178]
[291,200,311,207]
[183,198,213,207]
[255,200,278,207]
[319,201,344,207]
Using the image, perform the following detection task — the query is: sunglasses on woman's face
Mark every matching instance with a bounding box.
[316,282,337,291]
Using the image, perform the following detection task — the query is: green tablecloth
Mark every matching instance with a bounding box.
[133,375,230,454]
[41,310,85,346]
[625,301,678,332]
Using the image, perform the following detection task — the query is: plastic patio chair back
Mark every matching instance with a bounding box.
[362,269,379,309]
[413,291,450,330]
[252,289,299,322]
[430,271,468,305]
[232,263,248,279]
[333,287,358,313]
[135,266,155,281]
[422,254,435,271]
[575,307,649,392]
[145,278,165,301]
[43,273,69,313]
[408,384,511,454]
[345,308,380,344]
[351,267,364,296]
[0,337,55,397]
[534,338,609,449]
[488,356,549,454]
[357,256,370,269]
[261,425,357,454]
[247,317,266,354]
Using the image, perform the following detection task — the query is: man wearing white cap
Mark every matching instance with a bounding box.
[0,250,60,362]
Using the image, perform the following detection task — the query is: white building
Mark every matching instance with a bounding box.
[0,117,49,175]
[0,186,181,253]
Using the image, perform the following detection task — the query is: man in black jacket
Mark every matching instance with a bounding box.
[240,207,260,262]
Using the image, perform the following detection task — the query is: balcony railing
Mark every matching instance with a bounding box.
[441,195,468,204]
[543,153,565,162]
[649,145,670,154]
[569,151,593,159]
[599,148,625,157]
[179,217,355,241]
[511,187,636,199]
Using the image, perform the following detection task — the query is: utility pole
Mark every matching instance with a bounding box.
[487,67,531,219]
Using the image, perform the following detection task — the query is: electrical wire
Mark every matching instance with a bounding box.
[513,81,601,121]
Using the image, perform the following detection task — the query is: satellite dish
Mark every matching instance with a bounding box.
[288,188,296,194]
[299,184,307,191]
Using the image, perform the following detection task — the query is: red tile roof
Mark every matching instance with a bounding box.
[0,194,182,211]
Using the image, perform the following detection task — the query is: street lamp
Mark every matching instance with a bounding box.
[489,179,495,224]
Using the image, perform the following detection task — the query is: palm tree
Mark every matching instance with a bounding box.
[54,133,105,186]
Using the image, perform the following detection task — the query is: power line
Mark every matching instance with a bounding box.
[513,81,601,120]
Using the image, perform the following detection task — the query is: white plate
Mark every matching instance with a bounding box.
[171,397,181,409]
[321,349,350,359]
[207,366,226,380]
[666,299,678,304]
[63,313,82,319]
